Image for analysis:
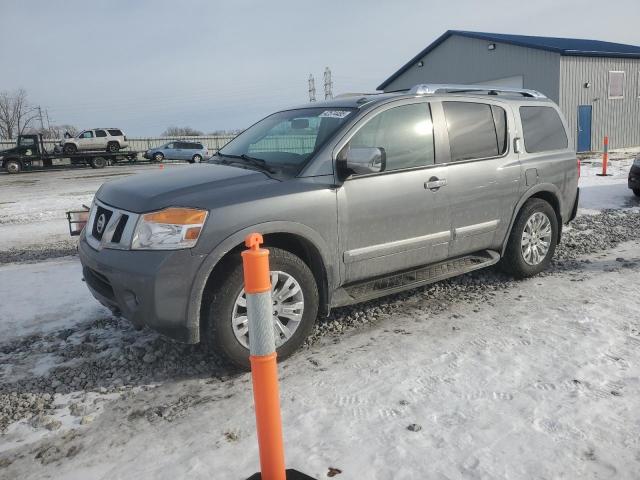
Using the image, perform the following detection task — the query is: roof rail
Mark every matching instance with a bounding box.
[408,84,546,98]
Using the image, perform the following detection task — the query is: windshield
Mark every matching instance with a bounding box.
[217,107,355,170]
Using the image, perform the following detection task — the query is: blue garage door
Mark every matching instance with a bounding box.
[577,105,592,152]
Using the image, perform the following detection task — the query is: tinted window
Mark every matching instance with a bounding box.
[443,102,502,161]
[519,106,568,153]
[165,143,175,149]
[175,142,187,149]
[108,129,123,136]
[95,129,107,137]
[348,103,434,171]
[194,143,203,149]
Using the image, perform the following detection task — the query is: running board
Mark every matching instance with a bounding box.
[342,250,500,304]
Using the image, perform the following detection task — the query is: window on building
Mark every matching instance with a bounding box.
[608,71,625,99]
[519,106,568,153]
[348,103,435,171]
[443,102,507,161]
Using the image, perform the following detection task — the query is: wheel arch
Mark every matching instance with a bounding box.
[188,222,335,343]
[501,185,563,256]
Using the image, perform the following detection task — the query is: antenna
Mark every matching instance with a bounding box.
[323,67,333,100]
[308,74,316,102]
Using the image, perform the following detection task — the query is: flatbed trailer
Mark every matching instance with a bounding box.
[0,134,139,174]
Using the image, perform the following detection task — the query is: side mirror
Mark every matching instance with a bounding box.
[345,147,385,175]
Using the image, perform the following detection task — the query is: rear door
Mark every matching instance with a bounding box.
[94,129,108,149]
[336,100,451,283]
[442,100,521,257]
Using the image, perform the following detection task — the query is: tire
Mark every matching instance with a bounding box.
[191,154,202,164]
[5,160,22,174]
[501,198,558,278]
[633,188,640,197]
[153,152,164,163]
[202,247,319,370]
[106,142,119,153]
[90,157,107,169]
[63,143,77,155]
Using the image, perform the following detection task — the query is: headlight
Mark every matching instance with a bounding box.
[131,207,208,250]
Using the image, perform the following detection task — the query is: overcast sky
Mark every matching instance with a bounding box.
[1,0,639,136]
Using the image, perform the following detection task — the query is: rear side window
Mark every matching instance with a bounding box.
[519,106,568,153]
[443,102,506,161]
[108,129,123,136]
[95,129,107,137]
[349,103,435,171]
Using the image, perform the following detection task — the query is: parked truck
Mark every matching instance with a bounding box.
[0,134,138,174]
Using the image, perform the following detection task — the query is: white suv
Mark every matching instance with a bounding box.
[61,128,128,154]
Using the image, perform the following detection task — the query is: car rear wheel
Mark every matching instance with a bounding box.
[500,198,558,278]
[5,160,21,174]
[202,247,319,370]
[191,154,202,164]
[633,188,640,197]
[107,142,119,153]
[63,143,77,155]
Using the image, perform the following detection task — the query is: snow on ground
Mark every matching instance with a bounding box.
[1,151,640,479]
[0,258,109,342]
[2,241,640,479]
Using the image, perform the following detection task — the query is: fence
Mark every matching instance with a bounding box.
[0,134,318,156]
[0,135,238,154]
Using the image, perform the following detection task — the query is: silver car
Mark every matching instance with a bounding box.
[143,141,210,163]
[61,128,128,155]
[78,84,579,369]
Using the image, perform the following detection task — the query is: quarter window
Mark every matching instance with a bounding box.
[519,106,568,153]
[348,103,435,171]
[608,71,625,99]
[443,102,507,161]
[108,129,123,136]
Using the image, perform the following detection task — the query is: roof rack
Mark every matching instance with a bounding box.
[408,84,546,98]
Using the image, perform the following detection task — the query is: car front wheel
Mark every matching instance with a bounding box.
[501,198,558,278]
[63,144,77,155]
[153,152,164,163]
[202,247,319,369]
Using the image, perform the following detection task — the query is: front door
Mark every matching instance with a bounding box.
[337,101,451,283]
[577,105,592,152]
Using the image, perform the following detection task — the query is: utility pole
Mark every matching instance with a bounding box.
[45,109,51,131]
[308,74,316,102]
[323,67,333,100]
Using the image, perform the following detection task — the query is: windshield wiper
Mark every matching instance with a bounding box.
[215,153,276,173]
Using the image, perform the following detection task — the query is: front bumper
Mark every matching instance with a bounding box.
[78,234,206,343]
[628,165,640,190]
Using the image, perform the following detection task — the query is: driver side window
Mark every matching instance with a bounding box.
[348,103,435,172]
[79,131,94,139]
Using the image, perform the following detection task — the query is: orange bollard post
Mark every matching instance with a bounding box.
[597,136,611,176]
[243,234,314,480]
[159,163,164,170]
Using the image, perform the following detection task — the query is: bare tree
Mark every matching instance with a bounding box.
[161,126,204,137]
[39,124,78,139]
[0,89,39,139]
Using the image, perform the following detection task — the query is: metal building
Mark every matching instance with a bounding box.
[378,31,640,151]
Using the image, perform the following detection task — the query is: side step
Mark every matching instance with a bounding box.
[342,250,500,304]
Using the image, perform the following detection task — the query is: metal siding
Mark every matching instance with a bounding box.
[383,35,561,102]
[560,56,640,149]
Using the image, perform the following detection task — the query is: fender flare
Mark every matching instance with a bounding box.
[186,221,335,341]
[500,183,563,256]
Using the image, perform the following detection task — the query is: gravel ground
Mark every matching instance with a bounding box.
[0,240,77,265]
[1,208,639,435]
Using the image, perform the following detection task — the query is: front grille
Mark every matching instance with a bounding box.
[111,215,129,243]
[92,206,113,240]
[83,266,115,300]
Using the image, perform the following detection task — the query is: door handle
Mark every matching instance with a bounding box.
[425,177,447,190]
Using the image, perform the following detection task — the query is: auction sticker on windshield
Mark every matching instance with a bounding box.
[319,110,351,119]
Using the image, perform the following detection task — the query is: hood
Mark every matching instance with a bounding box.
[97,163,275,213]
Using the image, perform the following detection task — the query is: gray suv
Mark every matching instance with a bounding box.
[78,84,579,368]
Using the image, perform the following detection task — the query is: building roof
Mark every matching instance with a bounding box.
[377,30,640,90]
